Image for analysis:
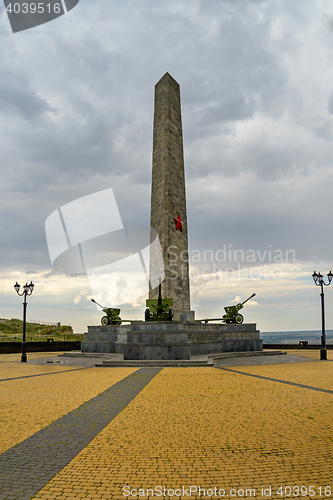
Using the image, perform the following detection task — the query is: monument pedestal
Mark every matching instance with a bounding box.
[82,322,262,360]
[172,310,195,322]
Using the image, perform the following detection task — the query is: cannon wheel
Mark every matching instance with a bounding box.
[145,308,150,322]
[101,316,109,326]
[168,307,174,321]
[233,314,244,324]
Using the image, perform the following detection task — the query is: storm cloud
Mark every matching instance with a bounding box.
[1,0,333,331]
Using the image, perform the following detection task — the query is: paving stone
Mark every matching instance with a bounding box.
[33,365,333,500]
[219,366,333,393]
[2,353,333,500]
[0,367,86,382]
[0,368,161,500]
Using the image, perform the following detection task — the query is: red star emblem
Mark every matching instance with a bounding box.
[173,214,184,232]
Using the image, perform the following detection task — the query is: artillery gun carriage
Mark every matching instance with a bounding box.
[197,293,256,325]
[145,277,173,321]
[91,298,122,326]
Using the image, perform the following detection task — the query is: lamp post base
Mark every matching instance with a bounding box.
[21,353,27,363]
[320,348,327,360]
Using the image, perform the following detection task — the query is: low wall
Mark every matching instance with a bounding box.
[190,338,263,356]
[0,341,81,354]
[263,344,333,350]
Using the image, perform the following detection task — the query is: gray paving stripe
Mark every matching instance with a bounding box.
[0,367,162,500]
[0,367,88,382]
[218,367,333,394]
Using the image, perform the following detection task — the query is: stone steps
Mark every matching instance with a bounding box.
[95,351,286,367]
[96,360,210,367]
[209,350,286,360]
[82,322,262,360]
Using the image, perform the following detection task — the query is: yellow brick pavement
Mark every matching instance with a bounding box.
[0,357,77,381]
[0,365,136,453]
[0,352,68,363]
[31,364,333,500]
[285,350,333,361]
[230,358,333,392]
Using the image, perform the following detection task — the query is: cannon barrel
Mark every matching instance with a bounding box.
[91,298,105,310]
[240,293,256,306]
[157,276,162,306]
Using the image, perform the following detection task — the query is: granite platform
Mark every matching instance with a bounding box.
[81,321,262,360]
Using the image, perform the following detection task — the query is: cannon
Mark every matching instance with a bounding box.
[145,277,173,321]
[197,293,256,325]
[91,298,122,325]
[221,293,256,324]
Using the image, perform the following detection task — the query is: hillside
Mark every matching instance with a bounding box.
[0,319,84,342]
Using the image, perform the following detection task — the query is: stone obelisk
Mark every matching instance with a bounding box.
[149,72,192,318]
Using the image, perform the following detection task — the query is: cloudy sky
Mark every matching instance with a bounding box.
[1,0,333,333]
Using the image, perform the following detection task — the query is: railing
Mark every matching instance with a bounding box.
[29,320,62,326]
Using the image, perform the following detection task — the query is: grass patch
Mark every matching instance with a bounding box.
[0,318,84,342]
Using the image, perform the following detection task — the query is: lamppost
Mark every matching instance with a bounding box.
[14,281,34,362]
[312,271,333,360]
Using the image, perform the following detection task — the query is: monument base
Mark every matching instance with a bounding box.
[172,310,195,322]
[82,322,262,360]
